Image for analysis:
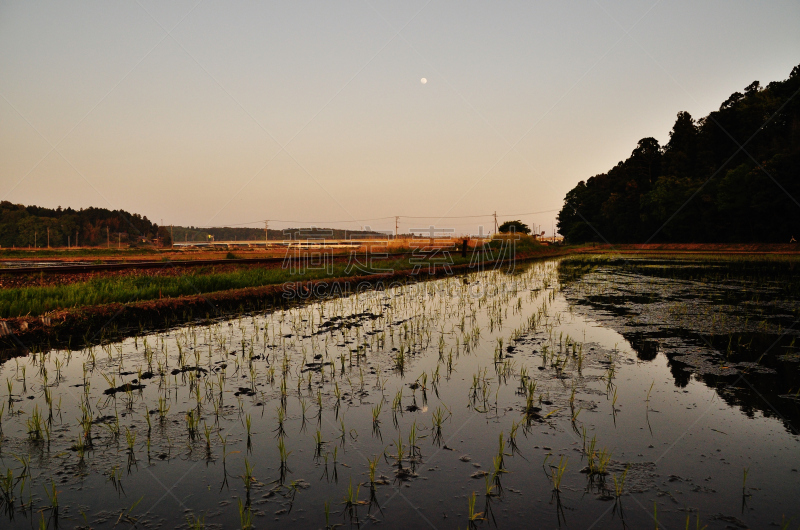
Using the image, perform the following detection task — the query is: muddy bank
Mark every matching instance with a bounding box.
[0,249,570,357]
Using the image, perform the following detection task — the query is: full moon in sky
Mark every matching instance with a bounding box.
[420,78,427,84]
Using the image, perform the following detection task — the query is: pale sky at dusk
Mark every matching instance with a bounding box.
[1,1,798,236]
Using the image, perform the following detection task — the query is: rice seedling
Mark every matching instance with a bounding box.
[467,491,484,523]
[431,406,447,444]
[278,437,291,466]
[612,465,629,498]
[125,427,136,453]
[157,397,170,423]
[26,405,43,441]
[186,410,199,439]
[684,513,708,530]
[324,500,332,529]
[742,467,750,497]
[0,468,14,506]
[203,422,213,456]
[238,498,252,529]
[314,429,325,457]
[654,501,659,530]
[507,419,521,453]
[367,454,379,485]
[548,455,568,491]
[44,479,58,514]
[107,463,124,494]
[241,459,255,491]
[495,432,506,471]
[186,512,206,529]
[372,401,382,425]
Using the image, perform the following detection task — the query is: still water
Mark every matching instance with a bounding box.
[0,257,797,529]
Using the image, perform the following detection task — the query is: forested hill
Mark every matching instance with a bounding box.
[557,64,800,243]
[0,202,166,247]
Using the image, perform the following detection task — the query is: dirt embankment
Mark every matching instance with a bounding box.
[0,248,571,357]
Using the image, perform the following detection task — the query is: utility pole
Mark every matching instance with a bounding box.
[494,211,498,234]
[34,230,37,248]
[47,227,50,248]
[265,220,269,245]
[107,226,110,248]
[170,225,174,249]
[395,216,399,239]
[118,233,121,249]
[76,230,79,248]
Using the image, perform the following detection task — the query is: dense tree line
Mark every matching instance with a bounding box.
[557,64,800,243]
[0,202,169,247]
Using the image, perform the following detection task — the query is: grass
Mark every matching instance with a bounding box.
[0,265,327,317]
[0,243,563,317]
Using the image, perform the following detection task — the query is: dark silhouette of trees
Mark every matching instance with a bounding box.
[558,64,800,243]
[0,202,160,247]
[498,220,531,234]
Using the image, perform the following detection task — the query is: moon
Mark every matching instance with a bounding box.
[420,78,427,84]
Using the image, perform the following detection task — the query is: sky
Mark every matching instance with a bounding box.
[1,1,798,237]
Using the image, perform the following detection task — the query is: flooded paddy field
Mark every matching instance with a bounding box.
[0,256,798,529]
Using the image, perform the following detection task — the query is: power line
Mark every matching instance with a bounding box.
[195,209,561,228]
[496,209,560,217]
[400,213,493,219]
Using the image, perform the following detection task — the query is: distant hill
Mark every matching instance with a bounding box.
[0,202,392,248]
[557,64,800,243]
[0,202,165,248]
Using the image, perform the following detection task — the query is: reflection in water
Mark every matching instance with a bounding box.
[559,257,800,434]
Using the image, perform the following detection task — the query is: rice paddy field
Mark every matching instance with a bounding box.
[0,254,798,529]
